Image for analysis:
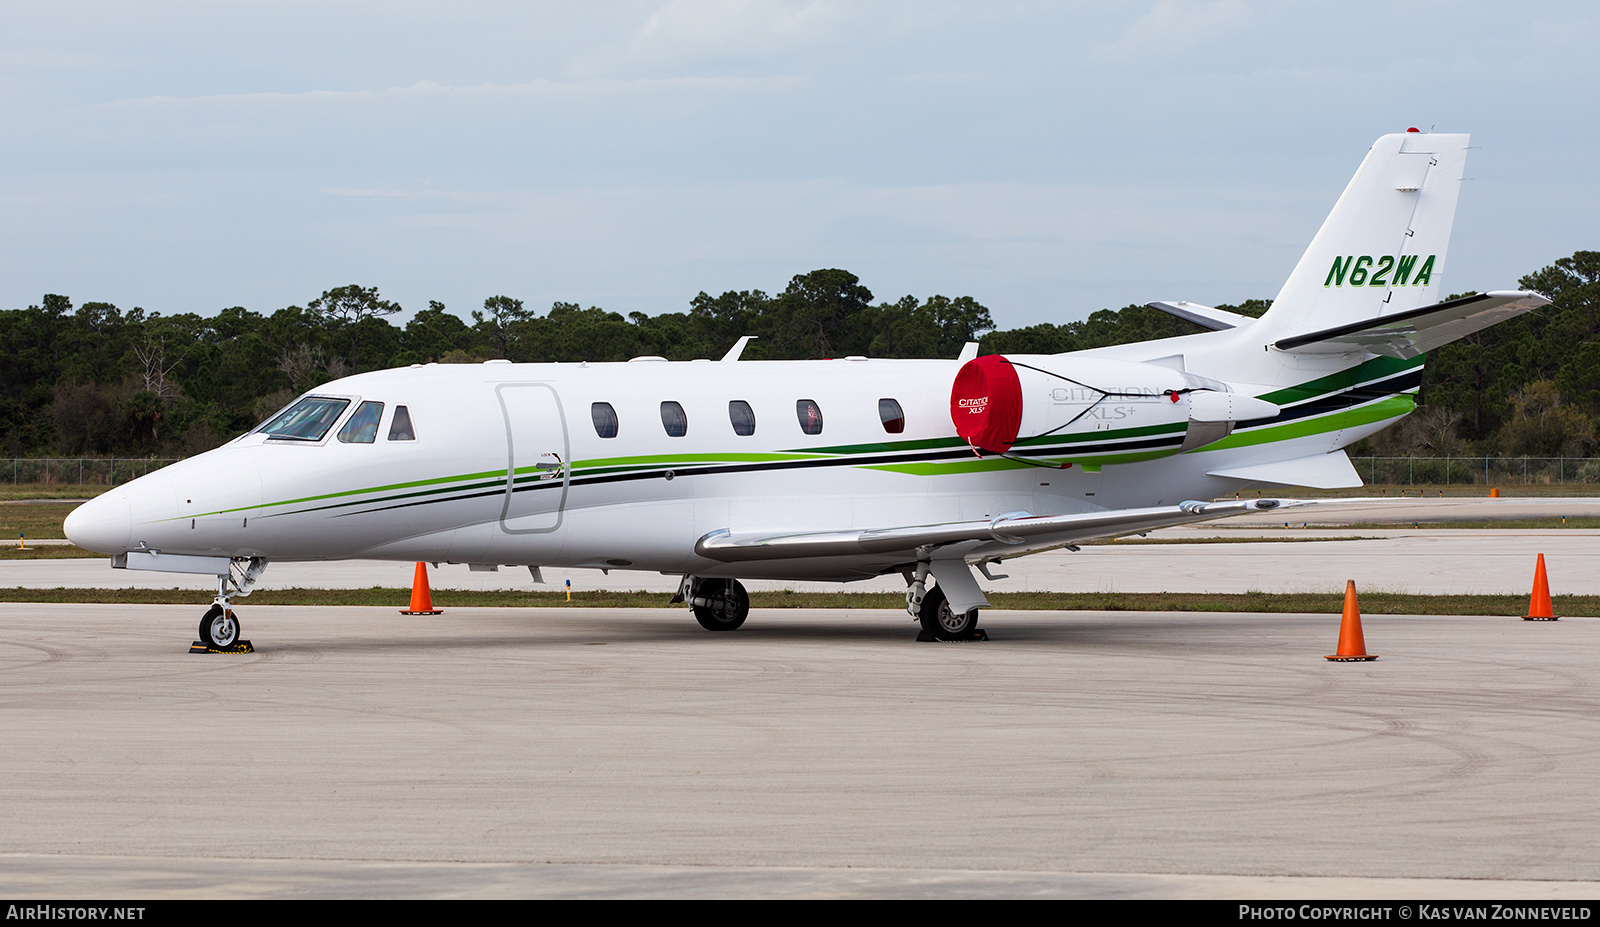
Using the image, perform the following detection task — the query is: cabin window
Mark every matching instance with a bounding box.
[258,396,351,442]
[661,401,688,437]
[337,401,384,444]
[879,398,905,434]
[591,402,619,439]
[728,400,756,436]
[796,399,824,435]
[388,405,416,441]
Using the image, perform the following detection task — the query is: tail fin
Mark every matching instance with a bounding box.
[1258,131,1469,342]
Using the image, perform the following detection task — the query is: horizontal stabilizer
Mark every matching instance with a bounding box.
[1207,451,1363,489]
[696,498,1295,564]
[1274,291,1548,357]
[1147,301,1256,331]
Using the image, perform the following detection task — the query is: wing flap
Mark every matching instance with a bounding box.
[695,499,1292,563]
[1273,291,1548,357]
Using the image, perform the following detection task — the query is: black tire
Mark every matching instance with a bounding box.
[692,579,749,631]
[918,584,978,639]
[199,604,240,648]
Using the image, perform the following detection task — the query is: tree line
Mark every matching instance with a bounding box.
[1,255,1595,459]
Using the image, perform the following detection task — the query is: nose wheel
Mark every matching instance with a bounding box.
[198,604,241,648]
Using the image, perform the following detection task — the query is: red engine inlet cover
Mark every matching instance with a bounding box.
[950,354,1024,453]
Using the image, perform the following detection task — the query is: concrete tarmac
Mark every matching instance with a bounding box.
[3,604,1599,898]
[6,527,1599,596]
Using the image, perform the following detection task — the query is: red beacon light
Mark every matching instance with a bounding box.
[1406,127,1421,133]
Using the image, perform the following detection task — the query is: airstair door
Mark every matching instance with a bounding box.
[496,383,569,534]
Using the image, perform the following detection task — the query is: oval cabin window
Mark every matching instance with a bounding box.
[728,400,756,436]
[591,402,619,439]
[661,401,688,437]
[878,398,905,434]
[796,399,824,436]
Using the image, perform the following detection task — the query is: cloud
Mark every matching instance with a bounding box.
[1091,0,1252,61]
[573,0,854,75]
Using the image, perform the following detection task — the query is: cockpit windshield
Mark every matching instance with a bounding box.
[337,401,384,444]
[257,396,351,442]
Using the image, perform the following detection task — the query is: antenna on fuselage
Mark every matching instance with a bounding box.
[721,335,757,362]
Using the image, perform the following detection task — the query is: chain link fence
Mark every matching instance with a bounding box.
[1350,457,1600,485]
[5,459,180,485]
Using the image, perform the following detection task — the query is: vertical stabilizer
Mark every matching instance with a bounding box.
[1258,132,1469,342]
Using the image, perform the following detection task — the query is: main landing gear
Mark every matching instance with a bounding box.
[191,556,266,653]
[679,576,751,631]
[915,584,981,639]
[906,561,986,642]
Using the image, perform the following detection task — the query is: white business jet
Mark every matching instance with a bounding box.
[66,131,1547,646]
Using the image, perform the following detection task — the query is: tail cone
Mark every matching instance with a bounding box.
[1326,580,1378,661]
[401,561,443,616]
[1524,553,1559,621]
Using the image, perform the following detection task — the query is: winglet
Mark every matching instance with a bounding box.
[956,341,980,363]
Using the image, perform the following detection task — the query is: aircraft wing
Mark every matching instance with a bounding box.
[1273,290,1548,358]
[695,498,1293,565]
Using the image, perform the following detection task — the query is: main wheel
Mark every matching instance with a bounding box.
[199,604,240,648]
[692,579,749,631]
[918,584,978,639]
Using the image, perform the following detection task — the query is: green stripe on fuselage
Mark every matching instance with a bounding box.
[1201,394,1414,451]
[1258,355,1422,407]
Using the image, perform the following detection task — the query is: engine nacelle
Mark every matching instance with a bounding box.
[949,354,1279,456]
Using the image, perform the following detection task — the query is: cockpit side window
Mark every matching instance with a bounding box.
[388,405,416,441]
[337,401,384,444]
[258,396,351,442]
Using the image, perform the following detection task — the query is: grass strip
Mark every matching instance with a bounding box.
[0,586,1593,616]
[0,545,104,560]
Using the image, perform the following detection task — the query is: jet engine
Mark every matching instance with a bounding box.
[949,354,1280,455]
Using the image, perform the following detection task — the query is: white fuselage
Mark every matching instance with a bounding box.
[63,344,1406,583]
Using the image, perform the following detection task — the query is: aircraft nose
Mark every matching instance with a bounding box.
[64,489,133,554]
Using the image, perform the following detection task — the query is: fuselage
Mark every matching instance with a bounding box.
[64,339,1416,583]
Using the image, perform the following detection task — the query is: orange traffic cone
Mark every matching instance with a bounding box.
[1524,553,1559,621]
[401,561,443,615]
[1325,580,1378,661]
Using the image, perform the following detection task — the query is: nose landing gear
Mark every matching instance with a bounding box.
[190,556,266,653]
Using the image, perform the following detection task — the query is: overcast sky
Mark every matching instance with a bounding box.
[2,1,1595,330]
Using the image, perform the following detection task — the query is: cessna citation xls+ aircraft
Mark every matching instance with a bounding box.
[65,131,1547,646]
